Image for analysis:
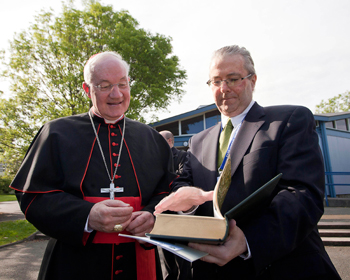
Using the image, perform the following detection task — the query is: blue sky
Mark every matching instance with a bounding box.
[1,0,349,120]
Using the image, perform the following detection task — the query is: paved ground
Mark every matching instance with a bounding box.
[1,201,350,280]
[326,246,350,280]
[0,201,25,222]
[0,239,48,280]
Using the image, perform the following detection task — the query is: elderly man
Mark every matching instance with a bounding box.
[10,51,175,280]
[155,45,341,280]
[160,130,187,176]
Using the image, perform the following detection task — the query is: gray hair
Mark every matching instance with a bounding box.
[211,45,256,75]
[84,51,130,84]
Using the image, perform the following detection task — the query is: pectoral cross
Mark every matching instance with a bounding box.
[101,183,124,200]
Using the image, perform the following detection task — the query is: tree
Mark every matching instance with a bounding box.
[315,91,350,114]
[0,1,186,175]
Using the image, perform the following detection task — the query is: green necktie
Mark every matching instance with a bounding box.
[217,119,233,169]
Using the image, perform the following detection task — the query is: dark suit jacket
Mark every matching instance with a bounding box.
[172,102,340,280]
[171,147,187,175]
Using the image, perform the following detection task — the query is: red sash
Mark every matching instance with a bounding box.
[83,196,156,280]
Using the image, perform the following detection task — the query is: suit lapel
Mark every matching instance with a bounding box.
[230,103,265,176]
[202,123,221,185]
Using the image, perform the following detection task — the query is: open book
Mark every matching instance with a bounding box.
[147,156,282,245]
[121,156,282,260]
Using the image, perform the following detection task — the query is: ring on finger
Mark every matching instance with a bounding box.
[113,224,123,232]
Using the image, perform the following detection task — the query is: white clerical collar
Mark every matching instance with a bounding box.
[221,100,255,128]
[104,116,124,124]
[91,108,124,124]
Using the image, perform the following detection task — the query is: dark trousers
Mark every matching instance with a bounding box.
[162,249,192,280]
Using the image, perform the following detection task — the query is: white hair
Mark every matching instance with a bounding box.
[83,51,130,84]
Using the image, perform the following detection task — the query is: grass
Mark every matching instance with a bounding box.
[0,195,38,246]
[0,220,37,246]
[0,195,17,202]
[0,195,37,246]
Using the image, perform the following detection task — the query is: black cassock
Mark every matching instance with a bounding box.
[10,110,176,280]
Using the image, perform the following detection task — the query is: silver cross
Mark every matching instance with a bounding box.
[101,183,124,200]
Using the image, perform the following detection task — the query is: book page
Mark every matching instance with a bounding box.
[150,214,226,240]
[119,234,208,262]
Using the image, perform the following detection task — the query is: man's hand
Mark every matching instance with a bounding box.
[188,219,247,266]
[88,200,134,232]
[154,187,213,215]
[126,211,155,237]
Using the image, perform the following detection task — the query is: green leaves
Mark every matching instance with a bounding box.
[0,1,186,175]
[315,91,350,113]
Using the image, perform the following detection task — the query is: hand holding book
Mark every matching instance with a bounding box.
[121,156,281,262]
[188,219,247,266]
[149,156,282,245]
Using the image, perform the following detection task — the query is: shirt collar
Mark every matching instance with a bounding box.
[221,100,255,128]
[90,108,124,124]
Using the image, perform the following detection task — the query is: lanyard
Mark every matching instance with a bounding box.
[218,118,245,174]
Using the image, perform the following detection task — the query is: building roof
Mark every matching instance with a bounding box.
[149,103,218,127]
[314,111,350,121]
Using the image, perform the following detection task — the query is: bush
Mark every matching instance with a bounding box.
[0,176,13,194]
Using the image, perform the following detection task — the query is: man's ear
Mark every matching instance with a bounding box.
[82,82,91,98]
[251,74,257,91]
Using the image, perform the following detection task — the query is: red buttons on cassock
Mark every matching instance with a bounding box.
[110,125,115,129]
[112,153,119,157]
[112,142,118,146]
[116,255,123,260]
[114,163,121,167]
[111,132,117,136]
[114,175,121,179]
[115,270,123,275]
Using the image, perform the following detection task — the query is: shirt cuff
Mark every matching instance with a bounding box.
[84,215,93,233]
[240,236,252,260]
[177,205,199,215]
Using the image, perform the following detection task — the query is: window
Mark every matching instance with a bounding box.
[325,121,335,129]
[155,121,179,136]
[335,119,347,131]
[205,110,221,128]
[181,116,204,135]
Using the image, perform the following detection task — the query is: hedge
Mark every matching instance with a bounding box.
[0,176,13,194]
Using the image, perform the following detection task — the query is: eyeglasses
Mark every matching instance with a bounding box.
[206,74,253,87]
[93,82,129,92]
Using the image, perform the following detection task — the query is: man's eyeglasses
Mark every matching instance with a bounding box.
[206,74,253,87]
[93,82,129,92]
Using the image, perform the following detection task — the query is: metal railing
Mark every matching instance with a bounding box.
[324,172,350,206]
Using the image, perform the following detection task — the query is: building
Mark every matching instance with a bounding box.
[150,105,350,197]
[314,112,350,197]
[150,104,220,149]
